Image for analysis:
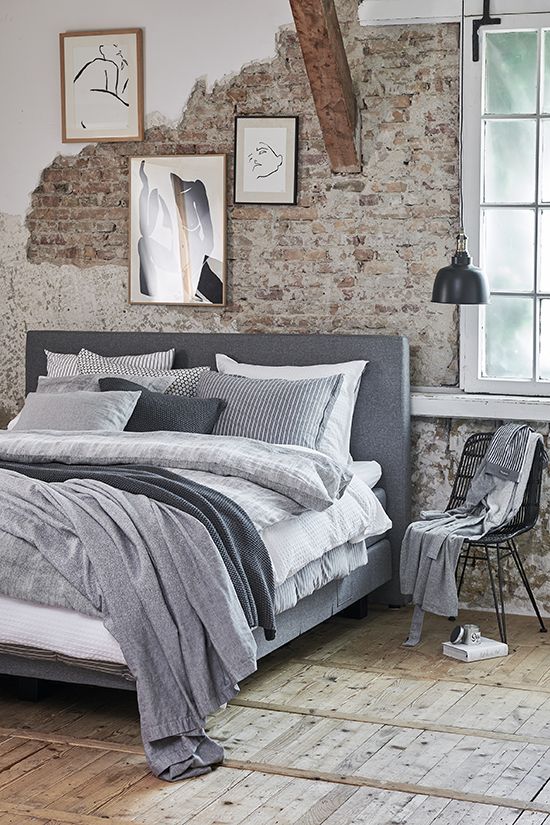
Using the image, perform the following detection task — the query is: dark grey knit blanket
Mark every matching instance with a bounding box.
[0,460,276,640]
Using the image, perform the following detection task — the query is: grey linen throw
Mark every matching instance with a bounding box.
[0,461,276,640]
[0,469,257,780]
[401,426,544,645]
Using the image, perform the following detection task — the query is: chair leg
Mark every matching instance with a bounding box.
[484,545,507,644]
[509,540,548,635]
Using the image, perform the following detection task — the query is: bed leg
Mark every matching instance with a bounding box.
[15,676,50,702]
[340,596,369,620]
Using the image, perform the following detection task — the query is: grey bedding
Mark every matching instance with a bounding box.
[0,469,256,779]
[0,430,354,780]
[0,460,276,640]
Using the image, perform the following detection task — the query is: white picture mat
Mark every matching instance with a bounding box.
[62,31,140,140]
[235,117,297,203]
[129,155,226,305]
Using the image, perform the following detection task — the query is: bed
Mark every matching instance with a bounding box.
[0,330,410,775]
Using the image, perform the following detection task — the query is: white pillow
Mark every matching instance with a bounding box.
[7,413,21,430]
[352,460,382,488]
[215,354,367,465]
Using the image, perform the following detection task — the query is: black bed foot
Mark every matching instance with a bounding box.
[15,676,50,702]
[340,596,369,620]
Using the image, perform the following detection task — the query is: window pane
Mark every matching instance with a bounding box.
[484,296,533,379]
[543,31,550,113]
[539,210,550,292]
[540,300,550,379]
[485,31,538,115]
[483,208,535,291]
[484,120,536,203]
[540,121,550,203]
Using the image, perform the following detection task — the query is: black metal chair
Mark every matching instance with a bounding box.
[447,432,547,644]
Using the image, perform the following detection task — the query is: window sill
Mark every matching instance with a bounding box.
[411,390,550,422]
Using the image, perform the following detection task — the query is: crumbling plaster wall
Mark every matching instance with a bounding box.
[0,0,548,615]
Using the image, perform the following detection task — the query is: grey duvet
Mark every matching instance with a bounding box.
[0,430,352,780]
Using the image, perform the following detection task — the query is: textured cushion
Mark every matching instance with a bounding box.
[196,371,343,450]
[77,349,208,397]
[37,374,175,394]
[46,347,175,378]
[216,354,367,465]
[12,391,141,432]
[99,378,226,433]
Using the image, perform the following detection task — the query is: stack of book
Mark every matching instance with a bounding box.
[442,637,508,661]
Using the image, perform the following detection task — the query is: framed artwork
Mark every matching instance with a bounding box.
[129,155,227,307]
[60,28,144,143]
[234,116,298,205]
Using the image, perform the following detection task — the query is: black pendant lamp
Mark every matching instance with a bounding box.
[431,0,490,305]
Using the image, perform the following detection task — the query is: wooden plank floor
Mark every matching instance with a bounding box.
[0,607,549,824]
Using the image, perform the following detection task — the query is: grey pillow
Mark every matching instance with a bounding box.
[12,391,141,432]
[196,372,344,450]
[37,374,175,394]
[99,378,226,433]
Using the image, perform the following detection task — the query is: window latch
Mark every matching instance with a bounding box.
[472,0,501,62]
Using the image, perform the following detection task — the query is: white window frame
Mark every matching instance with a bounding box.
[461,11,550,397]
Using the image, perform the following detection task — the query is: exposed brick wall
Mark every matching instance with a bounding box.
[25,13,460,388]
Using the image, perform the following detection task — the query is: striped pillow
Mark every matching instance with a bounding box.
[196,371,343,451]
[46,347,175,378]
[77,349,208,397]
[45,350,79,378]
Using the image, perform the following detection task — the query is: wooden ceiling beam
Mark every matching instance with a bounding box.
[289,0,361,173]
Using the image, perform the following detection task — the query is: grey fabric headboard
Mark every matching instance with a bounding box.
[25,330,410,603]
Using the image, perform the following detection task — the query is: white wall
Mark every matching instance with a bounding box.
[0,0,292,216]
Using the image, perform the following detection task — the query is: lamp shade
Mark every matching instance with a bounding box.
[432,233,490,305]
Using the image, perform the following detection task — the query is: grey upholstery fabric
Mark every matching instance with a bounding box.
[99,378,225,433]
[25,331,410,605]
[13,391,141,432]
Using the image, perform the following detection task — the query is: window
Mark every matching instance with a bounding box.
[462,12,550,396]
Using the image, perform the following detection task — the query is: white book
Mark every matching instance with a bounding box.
[442,636,508,661]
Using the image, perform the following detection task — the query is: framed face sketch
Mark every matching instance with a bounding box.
[129,155,227,307]
[234,116,298,205]
[60,29,144,142]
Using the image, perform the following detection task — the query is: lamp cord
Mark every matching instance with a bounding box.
[459,0,465,233]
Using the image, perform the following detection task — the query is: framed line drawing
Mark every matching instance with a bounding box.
[234,116,298,205]
[60,28,144,143]
[129,155,227,307]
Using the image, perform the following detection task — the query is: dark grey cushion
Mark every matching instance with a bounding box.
[99,378,226,433]
[13,391,141,432]
[37,374,175,394]
[196,371,343,449]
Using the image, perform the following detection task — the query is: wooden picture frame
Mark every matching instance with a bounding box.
[129,155,227,307]
[60,28,144,143]
[234,115,299,205]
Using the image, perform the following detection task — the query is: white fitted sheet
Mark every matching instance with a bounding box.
[0,595,125,664]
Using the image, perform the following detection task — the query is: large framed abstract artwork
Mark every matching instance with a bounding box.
[60,29,144,143]
[234,115,298,205]
[129,155,227,307]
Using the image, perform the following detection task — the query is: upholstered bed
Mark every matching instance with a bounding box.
[0,330,410,695]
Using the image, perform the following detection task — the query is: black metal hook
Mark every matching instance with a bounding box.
[472,0,502,62]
